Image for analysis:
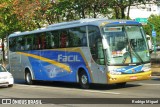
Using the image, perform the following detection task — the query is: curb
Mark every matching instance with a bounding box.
[152,72,160,76]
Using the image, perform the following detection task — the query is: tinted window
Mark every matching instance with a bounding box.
[9,37,16,52]
[9,26,88,51]
[68,26,87,47]
[88,26,104,65]
[60,29,69,48]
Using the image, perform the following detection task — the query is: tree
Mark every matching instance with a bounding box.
[45,0,111,23]
[0,0,24,62]
[12,0,52,30]
[110,0,150,19]
[144,15,160,44]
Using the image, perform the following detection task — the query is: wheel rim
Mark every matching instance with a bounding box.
[26,73,31,83]
[81,75,88,84]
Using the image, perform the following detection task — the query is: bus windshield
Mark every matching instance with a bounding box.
[102,25,150,65]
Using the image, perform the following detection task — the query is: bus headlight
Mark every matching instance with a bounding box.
[142,63,151,72]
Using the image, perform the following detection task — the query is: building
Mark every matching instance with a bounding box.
[125,0,160,19]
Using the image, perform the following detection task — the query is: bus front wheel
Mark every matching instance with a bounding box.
[78,70,90,89]
[25,71,33,85]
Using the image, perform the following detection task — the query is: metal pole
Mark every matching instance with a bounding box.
[147,21,156,54]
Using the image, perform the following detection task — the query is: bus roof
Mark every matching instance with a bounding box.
[8,18,141,38]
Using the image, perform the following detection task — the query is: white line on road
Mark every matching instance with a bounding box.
[137,83,160,86]
[82,90,120,95]
[14,84,121,95]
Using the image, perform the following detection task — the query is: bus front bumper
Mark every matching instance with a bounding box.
[107,71,152,84]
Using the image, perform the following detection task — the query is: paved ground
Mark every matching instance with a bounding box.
[151,51,160,73]
[1,77,160,107]
[151,51,160,75]
[151,62,160,76]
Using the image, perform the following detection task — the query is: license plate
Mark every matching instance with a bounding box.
[130,76,137,80]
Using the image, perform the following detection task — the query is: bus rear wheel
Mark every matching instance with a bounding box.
[79,70,90,89]
[25,71,33,85]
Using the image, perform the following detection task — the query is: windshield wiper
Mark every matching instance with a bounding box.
[129,42,144,64]
[122,44,144,64]
[131,49,144,64]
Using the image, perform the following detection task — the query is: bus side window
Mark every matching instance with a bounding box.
[25,37,31,50]
[16,37,23,51]
[32,36,37,50]
[50,31,60,48]
[24,35,34,50]
[35,34,43,50]
[45,32,52,49]
[9,38,16,52]
[81,34,87,46]
[20,38,25,51]
[33,35,39,50]
[68,27,86,47]
[38,36,41,49]
[50,33,55,48]
[41,33,46,49]
[60,31,68,48]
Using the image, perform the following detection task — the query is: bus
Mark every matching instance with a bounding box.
[8,19,151,89]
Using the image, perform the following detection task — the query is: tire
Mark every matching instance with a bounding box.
[25,71,33,85]
[8,84,13,88]
[79,71,90,89]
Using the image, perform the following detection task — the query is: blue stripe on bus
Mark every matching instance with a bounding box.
[20,50,89,82]
[115,65,143,74]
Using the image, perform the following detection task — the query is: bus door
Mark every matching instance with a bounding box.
[90,38,107,83]
[88,26,107,83]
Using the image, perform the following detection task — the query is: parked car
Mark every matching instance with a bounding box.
[0,64,14,87]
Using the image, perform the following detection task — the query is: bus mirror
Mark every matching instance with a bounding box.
[146,35,152,52]
[102,38,109,49]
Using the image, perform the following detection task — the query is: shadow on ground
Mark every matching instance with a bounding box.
[14,79,141,91]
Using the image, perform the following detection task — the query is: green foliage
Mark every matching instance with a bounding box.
[0,0,24,38]
[0,0,159,38]
[144,15,160,44]
[0,0,158,61]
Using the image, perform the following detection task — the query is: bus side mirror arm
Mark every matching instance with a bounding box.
[102,37,109,49]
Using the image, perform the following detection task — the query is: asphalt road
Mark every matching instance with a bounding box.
[0,77,160,107]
